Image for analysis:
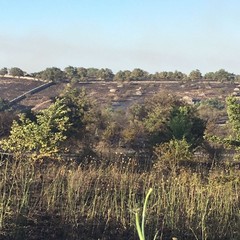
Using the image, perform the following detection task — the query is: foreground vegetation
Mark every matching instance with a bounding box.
[0,81,239,239]
[0,154,239,240]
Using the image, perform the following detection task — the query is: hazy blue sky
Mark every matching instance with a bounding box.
[1,0,240,74]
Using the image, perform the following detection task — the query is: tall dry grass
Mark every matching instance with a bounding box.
[0,155,239,239]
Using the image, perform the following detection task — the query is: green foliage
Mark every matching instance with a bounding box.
[168,106,206,147]
[97,68,114,81]
[188,69,202,80]
[121,93,181,147]
[204,69,235,82]
[130,68,148,81]
[226,96,240,139]
[86,67,99,78]
[0,99,70,158]
[9,67,24,77]
[143,93,177,133]
[40,67,65,82]
[172,70,185,81]
[204,71,215,80]
[0,67,8,76]
[206,96,240,160]
[154,138,193,171]
[60,85,98,139]
[114,70,131,82]
[201,98,225,110]
[214,69,235,82]
[143,93,180,145]
[76,67,88,81]
[64,66,78,81]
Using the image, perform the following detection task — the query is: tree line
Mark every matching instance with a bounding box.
[0,66,238,83]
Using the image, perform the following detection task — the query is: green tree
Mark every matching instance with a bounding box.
[172,70,184,81]
[206,96,240,160]
[114,70,131,82]
[60,86,91,135]
[168,106,206,147]
[124,92,180,147]
[97,68,114,81]
[189,69,202,80]
[87,68,99,79]
[130,68,148,81]
[226,96,240,144]
[40,67,65,82]
[156,71,168,80]
[0,67,8,76]
[9,67,24,78]
[77,67,87,81]
[204,72,215,80]
[166,71,174,79]
[64,66,77,81]
[214,69,235,82]
[0,99,70,158]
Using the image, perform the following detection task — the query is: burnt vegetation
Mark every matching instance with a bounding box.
[0,66,239,240]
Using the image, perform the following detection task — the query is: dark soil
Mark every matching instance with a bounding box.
[0,76,239,112]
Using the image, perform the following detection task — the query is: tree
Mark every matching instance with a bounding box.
[60,86,92,136]
[40,67,65,82]
[154,71,168,80]
[226,96,240,144]
[87,68,99,79]
[64,66,77,81]
[172,70,184,81]
[204,72,215,80]
[206,96,240,160]
[114,70,131,82]
[9,67,24,78]
[97,68,114,81]
[166,71,174,79]
[124,92,181,147]
[0,67,8,76]
[188,69,202,80]
[214,69,235,82]
[0,99,70,158]
[130,68,148,81]
[168,106,206,147]
[77,67,87,81]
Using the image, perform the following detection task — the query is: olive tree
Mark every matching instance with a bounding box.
[188,69,202,80]
[40,67,65,82]
[9,67,24,78]
[0,67,8,76]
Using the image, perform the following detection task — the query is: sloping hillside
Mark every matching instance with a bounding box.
[0,77,239,112]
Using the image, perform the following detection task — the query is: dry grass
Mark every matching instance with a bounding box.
[0,155,239,239]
